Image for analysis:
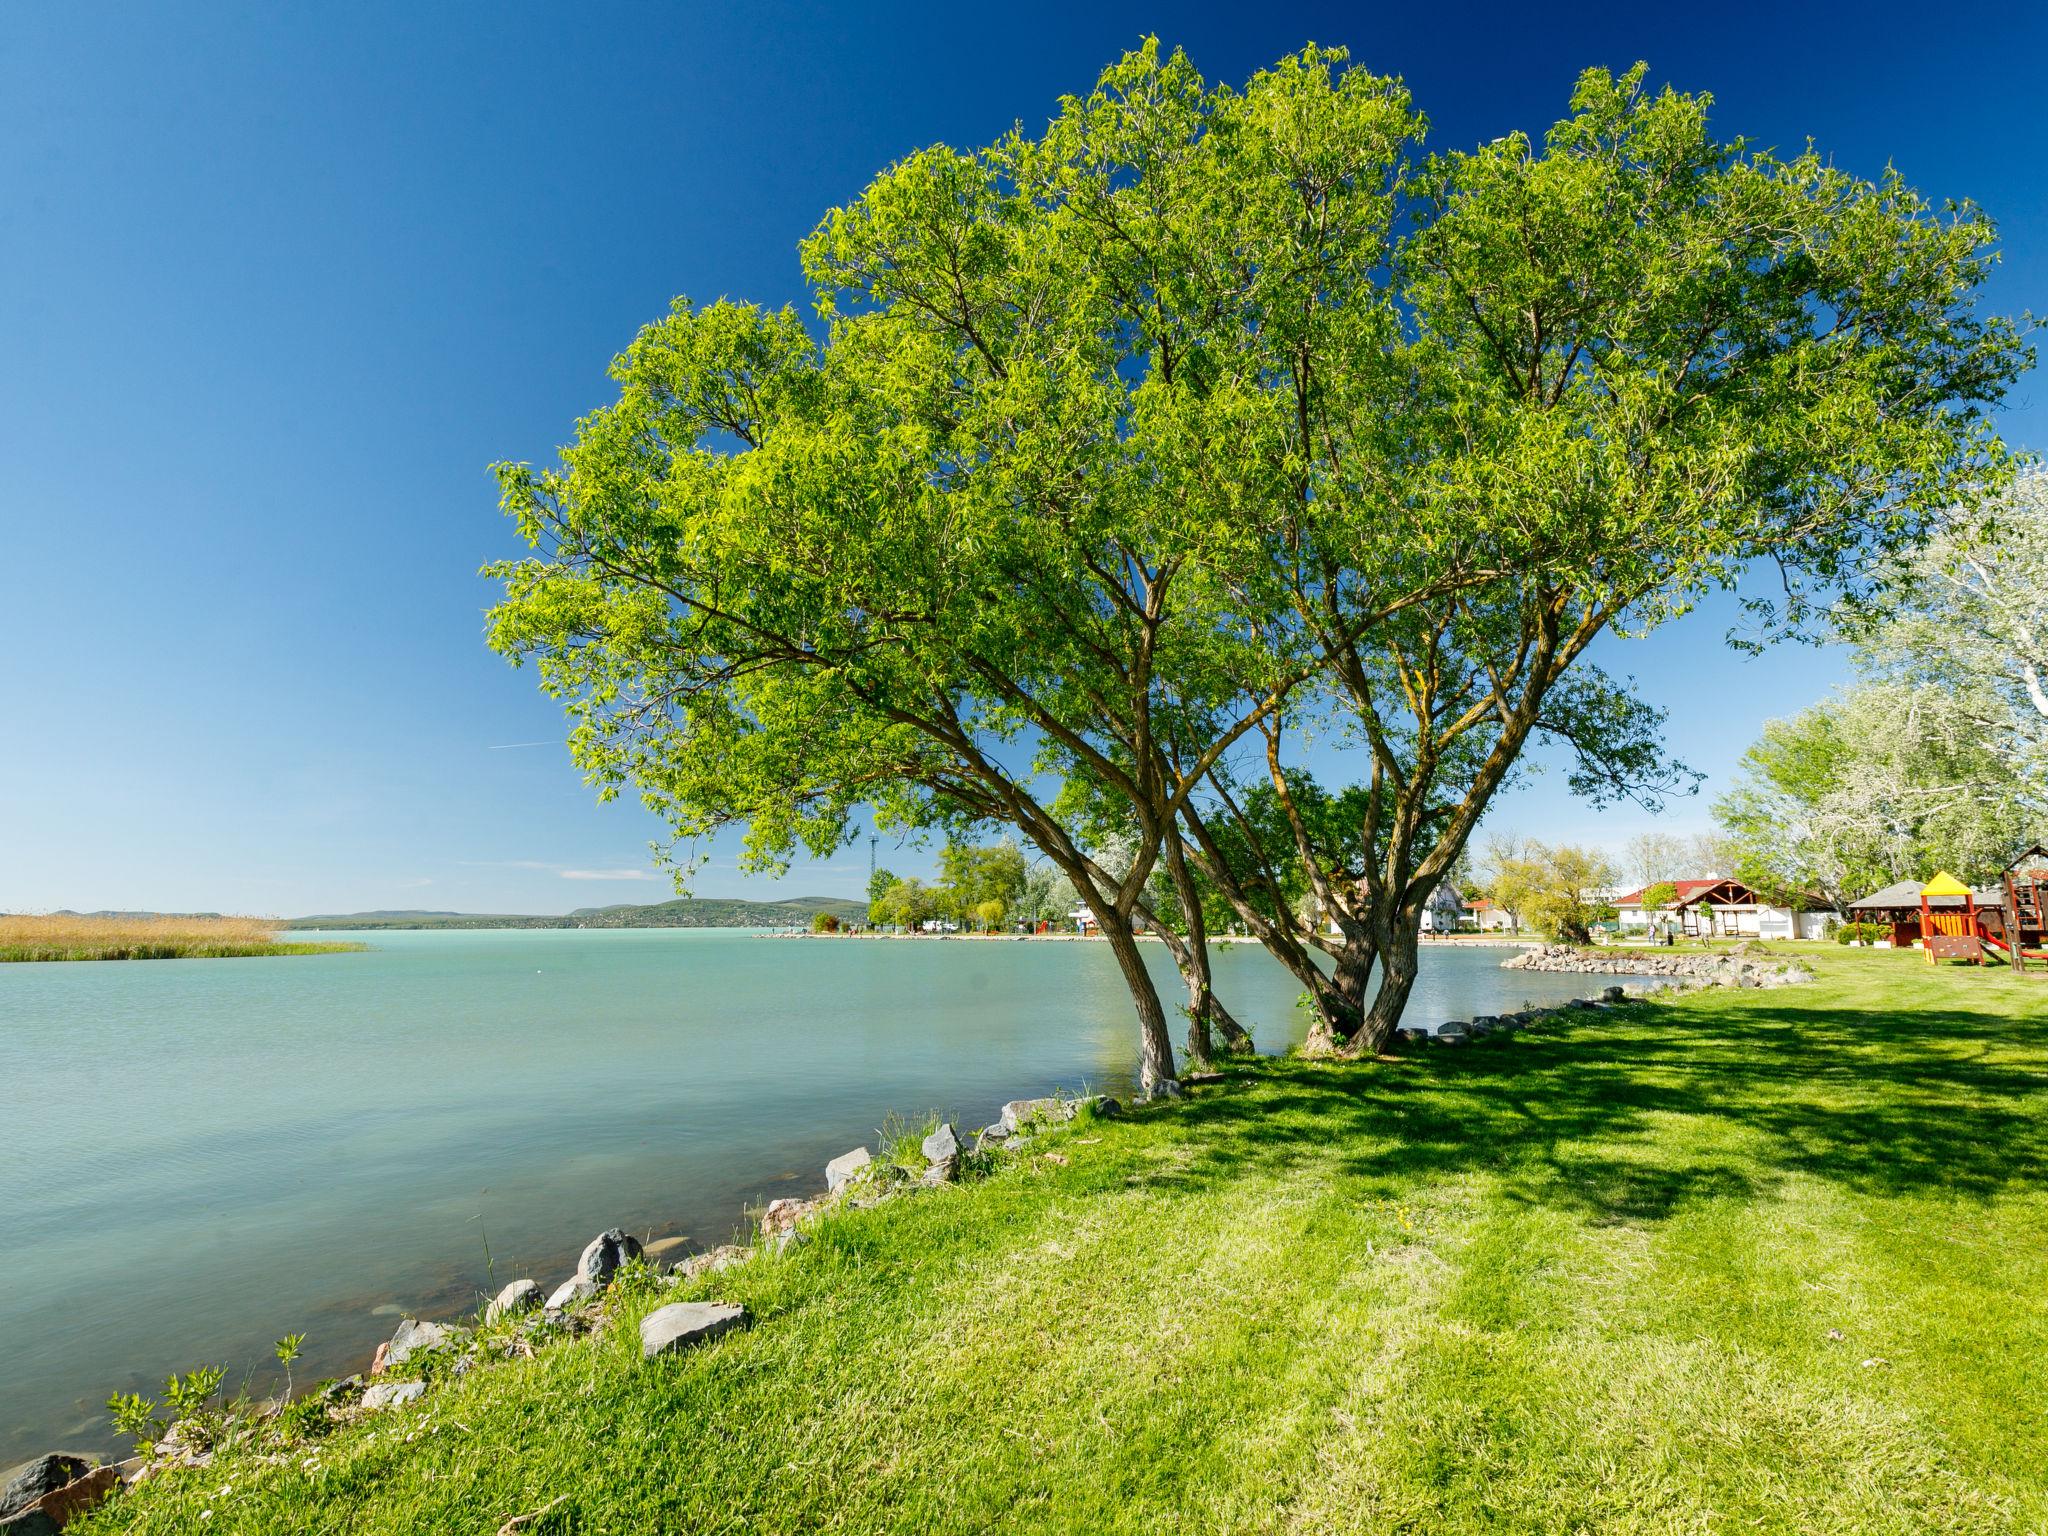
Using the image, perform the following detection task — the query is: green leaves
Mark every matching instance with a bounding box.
[486,42,2027,1058]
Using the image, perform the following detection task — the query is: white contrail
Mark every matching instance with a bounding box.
[486,741,557,750]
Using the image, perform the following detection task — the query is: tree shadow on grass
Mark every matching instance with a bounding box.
[1133,991,2048,1227]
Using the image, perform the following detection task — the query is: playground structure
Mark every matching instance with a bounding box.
[1913,846,2048,970]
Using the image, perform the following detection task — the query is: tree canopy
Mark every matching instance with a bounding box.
[489,42,2028,1075]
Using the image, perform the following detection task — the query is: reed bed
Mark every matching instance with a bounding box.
[0,913,361,962]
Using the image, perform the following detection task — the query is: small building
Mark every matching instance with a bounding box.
[1467,897,1518,933]
[1420,881,1466,934]
[1849,876,2003,949]
[1616,878,1832,941]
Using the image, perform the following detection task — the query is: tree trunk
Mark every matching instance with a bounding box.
[1095,907,1178,1093]
[1349,915,1420,1057]
[1150,831,1257,1064]
[1205,991,1255,1054]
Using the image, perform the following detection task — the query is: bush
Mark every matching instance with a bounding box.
[1835,921,1889,945]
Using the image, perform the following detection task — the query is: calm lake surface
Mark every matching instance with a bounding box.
[0,929,1631,1461]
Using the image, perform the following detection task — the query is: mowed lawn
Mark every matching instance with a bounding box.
[83,948,2048,1535]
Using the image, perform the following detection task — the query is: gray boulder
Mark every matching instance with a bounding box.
[999,1097,1066,1134]
[825,1146,872,1192]
[383,1318,452,1370]
[576,1228,643,1286]
[921,1122,961,1181]
[973,1124,1010,1153]
[485,1279,542,1324]
[1077,1095,1122,1119]
[360,1380,426,1411]
[760,1196,817,1237]
[1601,985,1626,1003]
[0,1465,117,1535]
[545,1276,598,1310]
[2,1457,90,1521]
[639,1302,748,1360]
[672,1245,747,1280]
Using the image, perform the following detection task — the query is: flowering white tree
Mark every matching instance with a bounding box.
[1715,681,2043,909]
[1847,466,2048,774]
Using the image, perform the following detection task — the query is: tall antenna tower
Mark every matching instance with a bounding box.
[869,835,877,885]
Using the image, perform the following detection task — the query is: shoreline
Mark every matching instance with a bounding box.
[26,950,1850,1530]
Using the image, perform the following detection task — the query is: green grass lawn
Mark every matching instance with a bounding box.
[79,948,2047,1534]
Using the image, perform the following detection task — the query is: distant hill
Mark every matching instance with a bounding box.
[285,895,865,931]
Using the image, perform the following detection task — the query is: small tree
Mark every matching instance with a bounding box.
[810,911,841,934]
[1523,844,1620,945]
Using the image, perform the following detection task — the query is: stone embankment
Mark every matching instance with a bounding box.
[2,1087,1154,1530]
[1503,943,1814,988]
[1390,944,1815,1047]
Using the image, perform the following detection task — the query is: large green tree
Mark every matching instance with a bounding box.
[487,44,1441,1090]
[489,45,2026,1074]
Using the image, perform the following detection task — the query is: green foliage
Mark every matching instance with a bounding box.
[809,910,841,933]
[1836,921,1890,945]
[869,875,937,930]
[1639,881,1679,913]
[1518,845,1620,945]
[486,40,2026,1064]
[274,1332,305,1399]
[106,1390,164,1455]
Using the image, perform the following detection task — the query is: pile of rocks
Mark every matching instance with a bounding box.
[1504,944,1813,989]
[760,1094,1123,1251]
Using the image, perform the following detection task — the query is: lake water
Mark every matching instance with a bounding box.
[0,929,1627,1462]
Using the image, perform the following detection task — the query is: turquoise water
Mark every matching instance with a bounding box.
[0,930,1622,1462]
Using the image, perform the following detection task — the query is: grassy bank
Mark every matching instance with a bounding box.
[0,914,364,962]
[78,949,2046,1534]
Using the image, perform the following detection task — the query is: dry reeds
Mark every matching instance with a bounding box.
[0,913,357,962]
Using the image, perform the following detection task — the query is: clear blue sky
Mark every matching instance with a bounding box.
[3,1,2042,916]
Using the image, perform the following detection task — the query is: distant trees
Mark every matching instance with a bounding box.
[866,839,1028,931]
[489,43,2025,1078]
[1845,467,2048,778]
[1622,834,1688,889]
[1480,840,1616,944]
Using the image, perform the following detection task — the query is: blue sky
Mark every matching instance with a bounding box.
[2,1,2042,916]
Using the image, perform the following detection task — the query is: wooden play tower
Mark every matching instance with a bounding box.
[1916,848,2048,970]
